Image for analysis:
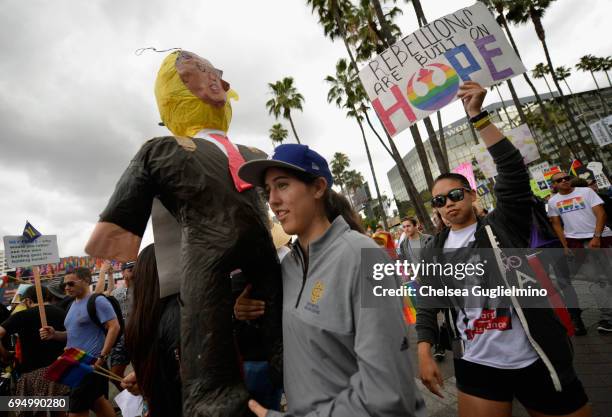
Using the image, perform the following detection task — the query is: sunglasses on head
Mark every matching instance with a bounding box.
[553,176,571,184]
[431,188,470,208]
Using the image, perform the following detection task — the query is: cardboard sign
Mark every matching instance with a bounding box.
[476,182,490,197]
[359,3,525,137]
[587,161,612,189]
[543,166,562,189]
[3,235,60,268]
[588,116,612,147]
[472,124,540,178]
[530,179,551,199]
[505,124,540,164]
[529,161,551,181]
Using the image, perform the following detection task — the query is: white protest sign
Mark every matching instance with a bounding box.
[471,124,539,178]
[589,117,612,147]
[587,161,612,189]
[3,235,60,268]
[529,161,550,181]
[359,3,525,137]
[472,141,498,178]
[505,124,540,164]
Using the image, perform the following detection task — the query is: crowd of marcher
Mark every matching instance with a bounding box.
[2,81,610,417]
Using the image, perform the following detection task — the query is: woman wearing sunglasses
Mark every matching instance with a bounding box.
[417,81,590,417]
[236,144,424,417]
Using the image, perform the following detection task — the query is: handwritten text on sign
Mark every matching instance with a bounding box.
[358,3,525,137]
[3,235,60,268]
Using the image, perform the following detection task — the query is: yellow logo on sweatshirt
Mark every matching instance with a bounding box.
[310,281,325,304]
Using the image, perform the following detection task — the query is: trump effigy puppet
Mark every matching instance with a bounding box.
[85,50,282,416]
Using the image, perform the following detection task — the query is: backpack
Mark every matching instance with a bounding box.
[87,293,125,345]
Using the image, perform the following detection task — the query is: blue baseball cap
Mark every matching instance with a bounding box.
[238,144,333,188]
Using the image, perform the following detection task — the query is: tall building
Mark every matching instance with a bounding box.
[0,250,8,277]
[387,87,612,208]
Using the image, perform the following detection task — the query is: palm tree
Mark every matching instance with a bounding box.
[331,152,351,196]
[599,56,612,88]
[266,77,305,144]
[492,83,516,128]
[306,0,433,232]
[576,55,609,113]
[344,169,365,192]
[554,66,572,95]
[505,0,588,150]
[554,66,587,115]
[532,63,555,98]
[326,58,389,229]
[269,123,288,149]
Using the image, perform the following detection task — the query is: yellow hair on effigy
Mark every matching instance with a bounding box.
[154,51,238,136]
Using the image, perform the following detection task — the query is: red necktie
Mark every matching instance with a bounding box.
[209,133,254,192]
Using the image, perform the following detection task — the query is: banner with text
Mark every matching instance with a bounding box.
[589,116,612,148]
[359,3,525,137]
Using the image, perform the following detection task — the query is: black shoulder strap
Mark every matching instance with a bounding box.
[87,294,105,332]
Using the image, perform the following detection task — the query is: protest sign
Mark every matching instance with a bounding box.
[529,161,550,181]
[472,124,540,178]
[588,116,612,147]
[505,124,539,163]
[543,166,562,189]
[530,179,551,199]
[587,161,612,189]
[3,234,60,327]
[452,162,477,189]
[3,235,60,269]
[476,182,490,197]
[359,3,525,137]
[472,142,498,178]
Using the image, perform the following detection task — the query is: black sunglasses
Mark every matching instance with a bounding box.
[553,176,571,184]
[64,281,78,288]
[431,188,470,208]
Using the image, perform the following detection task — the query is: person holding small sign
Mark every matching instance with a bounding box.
[40,267,120,417]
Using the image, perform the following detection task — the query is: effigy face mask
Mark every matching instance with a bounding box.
[175,51,230,107]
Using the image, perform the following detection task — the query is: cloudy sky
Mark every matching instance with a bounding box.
[1,0,610,257]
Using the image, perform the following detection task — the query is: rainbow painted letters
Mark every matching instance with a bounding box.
[359,3,525,137]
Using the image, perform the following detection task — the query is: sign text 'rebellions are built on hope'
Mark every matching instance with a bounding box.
[359,3,525,137]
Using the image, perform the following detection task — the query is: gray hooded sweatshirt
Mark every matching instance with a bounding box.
[267,216,425,417]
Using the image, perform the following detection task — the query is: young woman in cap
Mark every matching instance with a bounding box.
[236,144,423,417]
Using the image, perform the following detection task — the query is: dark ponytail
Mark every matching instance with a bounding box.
[288,169,365,234]
[324,189,365,234]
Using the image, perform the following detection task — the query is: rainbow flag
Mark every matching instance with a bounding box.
[63,347,96,365]
[45,356,94,387]
[569,159,582,177]
[402,280,418,325]
[45,348,97,387]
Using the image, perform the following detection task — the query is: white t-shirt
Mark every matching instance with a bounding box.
[547,187,611,239]
[444,223,538,369]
